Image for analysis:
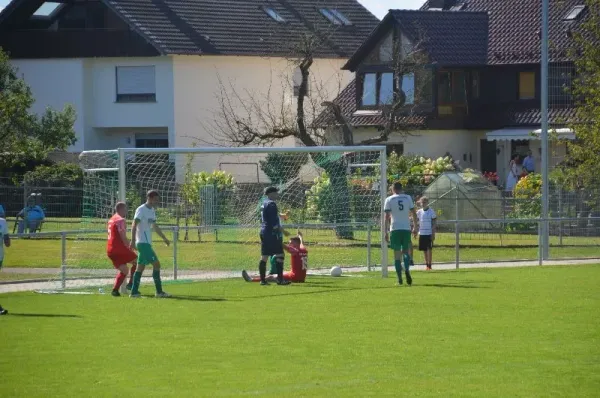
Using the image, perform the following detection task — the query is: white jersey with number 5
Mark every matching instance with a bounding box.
[384,194,414,231]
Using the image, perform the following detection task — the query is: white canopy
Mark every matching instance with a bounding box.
[486,128,575,141]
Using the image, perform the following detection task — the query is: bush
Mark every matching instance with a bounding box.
[305,172,334,222]
[181,170,235,224]
[259,153,309,184]
[23,162,82,187]
[387,153,455,188]
[507,174,542,231]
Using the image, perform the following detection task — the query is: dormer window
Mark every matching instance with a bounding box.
[360,72,415,108]
[32,2,63,17]
[319,8,352,26]
[263,7,286,23]
[564,5,585,21]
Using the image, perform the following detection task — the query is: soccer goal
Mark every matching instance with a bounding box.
[51,146,389,291]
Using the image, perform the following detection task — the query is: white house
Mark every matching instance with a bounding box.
[0,0,380,181]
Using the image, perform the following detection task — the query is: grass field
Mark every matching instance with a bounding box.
[0,265,599,397]
[3,228,599,273]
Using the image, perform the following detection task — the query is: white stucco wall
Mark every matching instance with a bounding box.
[12,57,175,153]
[351,128,485,170]
[12,59,86,152]
[172,55,352,181]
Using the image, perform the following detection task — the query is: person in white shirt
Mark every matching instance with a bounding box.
[384,182,418,286]
[0,213,11,315]
[129,190,171,298]
[416,197,437,270]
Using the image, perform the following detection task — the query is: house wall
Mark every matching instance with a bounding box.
[11,56,175,153]
[172,55,351,181]
[351,127,484,170]
[85,57,175,149]
[12,59,86,152]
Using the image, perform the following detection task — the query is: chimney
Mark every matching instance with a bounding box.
[428,0,456,10]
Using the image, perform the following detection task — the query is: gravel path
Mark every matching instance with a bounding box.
[1,258,598,294]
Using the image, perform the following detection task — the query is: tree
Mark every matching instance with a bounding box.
[202,24,430,238]
[564,0,600,192]
[0,48,77,169]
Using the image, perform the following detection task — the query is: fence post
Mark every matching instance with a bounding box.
[455,184,460,269]
[558,189,563,246]
[538,220,543,266]
[366,222,372,272]
[173,227,178,280]
[61,232,67,289]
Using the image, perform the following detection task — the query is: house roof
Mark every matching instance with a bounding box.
[343,10,489,71]
[0,0,380,58]
[420,0,589,64]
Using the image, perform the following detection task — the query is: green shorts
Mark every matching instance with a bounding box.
[389,230,412,251]
[136,243,158,266]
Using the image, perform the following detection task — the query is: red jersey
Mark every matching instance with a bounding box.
[107,214,128,253]
[287,245,308,277]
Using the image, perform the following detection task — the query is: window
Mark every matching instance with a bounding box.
[329,9,352,25]
[319,8,351,26]
[549,65,574,106]
[135,134,168,148]
[438,70,467,104]
[471,71,480,99]
[33,2,62,17]
[518,71,535,100]
[263,7,286,23]
[379,73,394,105]
[360,72,415,107]
[362,73,377,106]
[293,67,310,97]
[116,66,156,102]
[564,5,585,21]
[386,144,404,156]
[401,73,415,105]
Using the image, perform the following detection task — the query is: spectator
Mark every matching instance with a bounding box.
[17,194,45,234]
[0,204,5,218]
[505,154,520,193]
[523,150,535,173]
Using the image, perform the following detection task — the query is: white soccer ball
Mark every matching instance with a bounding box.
[330,266,343,277]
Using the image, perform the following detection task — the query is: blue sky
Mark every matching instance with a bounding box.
[0,0,425,19]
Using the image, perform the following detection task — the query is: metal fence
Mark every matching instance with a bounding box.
[1,217,598,289]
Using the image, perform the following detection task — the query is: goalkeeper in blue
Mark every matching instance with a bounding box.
[384,182,419,286]
[258,186,290,286]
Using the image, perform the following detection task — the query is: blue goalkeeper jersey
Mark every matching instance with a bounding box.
[260,199,280,235]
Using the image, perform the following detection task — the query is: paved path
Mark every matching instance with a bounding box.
[1,258,598,294]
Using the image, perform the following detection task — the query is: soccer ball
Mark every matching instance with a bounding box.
[330,266,343,277]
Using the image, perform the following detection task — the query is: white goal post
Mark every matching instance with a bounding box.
[76,145,389,279]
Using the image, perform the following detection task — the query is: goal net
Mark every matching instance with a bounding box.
[51,146,387,291]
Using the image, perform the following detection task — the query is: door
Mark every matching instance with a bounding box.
[480,139,497,173]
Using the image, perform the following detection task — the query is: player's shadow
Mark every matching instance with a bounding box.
[165,295,230,302]
[417,283,490,289]
[243,285,397,300]
[8,313,83,318]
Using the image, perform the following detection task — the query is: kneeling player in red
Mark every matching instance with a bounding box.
[107,202,138,297]
[242,231,308,283]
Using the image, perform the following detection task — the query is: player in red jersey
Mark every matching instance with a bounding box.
[107,202,138,297]
[242,230,308,283]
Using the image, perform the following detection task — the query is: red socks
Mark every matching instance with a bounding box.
[113,272,127,291]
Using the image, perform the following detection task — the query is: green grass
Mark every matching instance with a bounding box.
[0,265,599,397]
[3,231,599,272]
